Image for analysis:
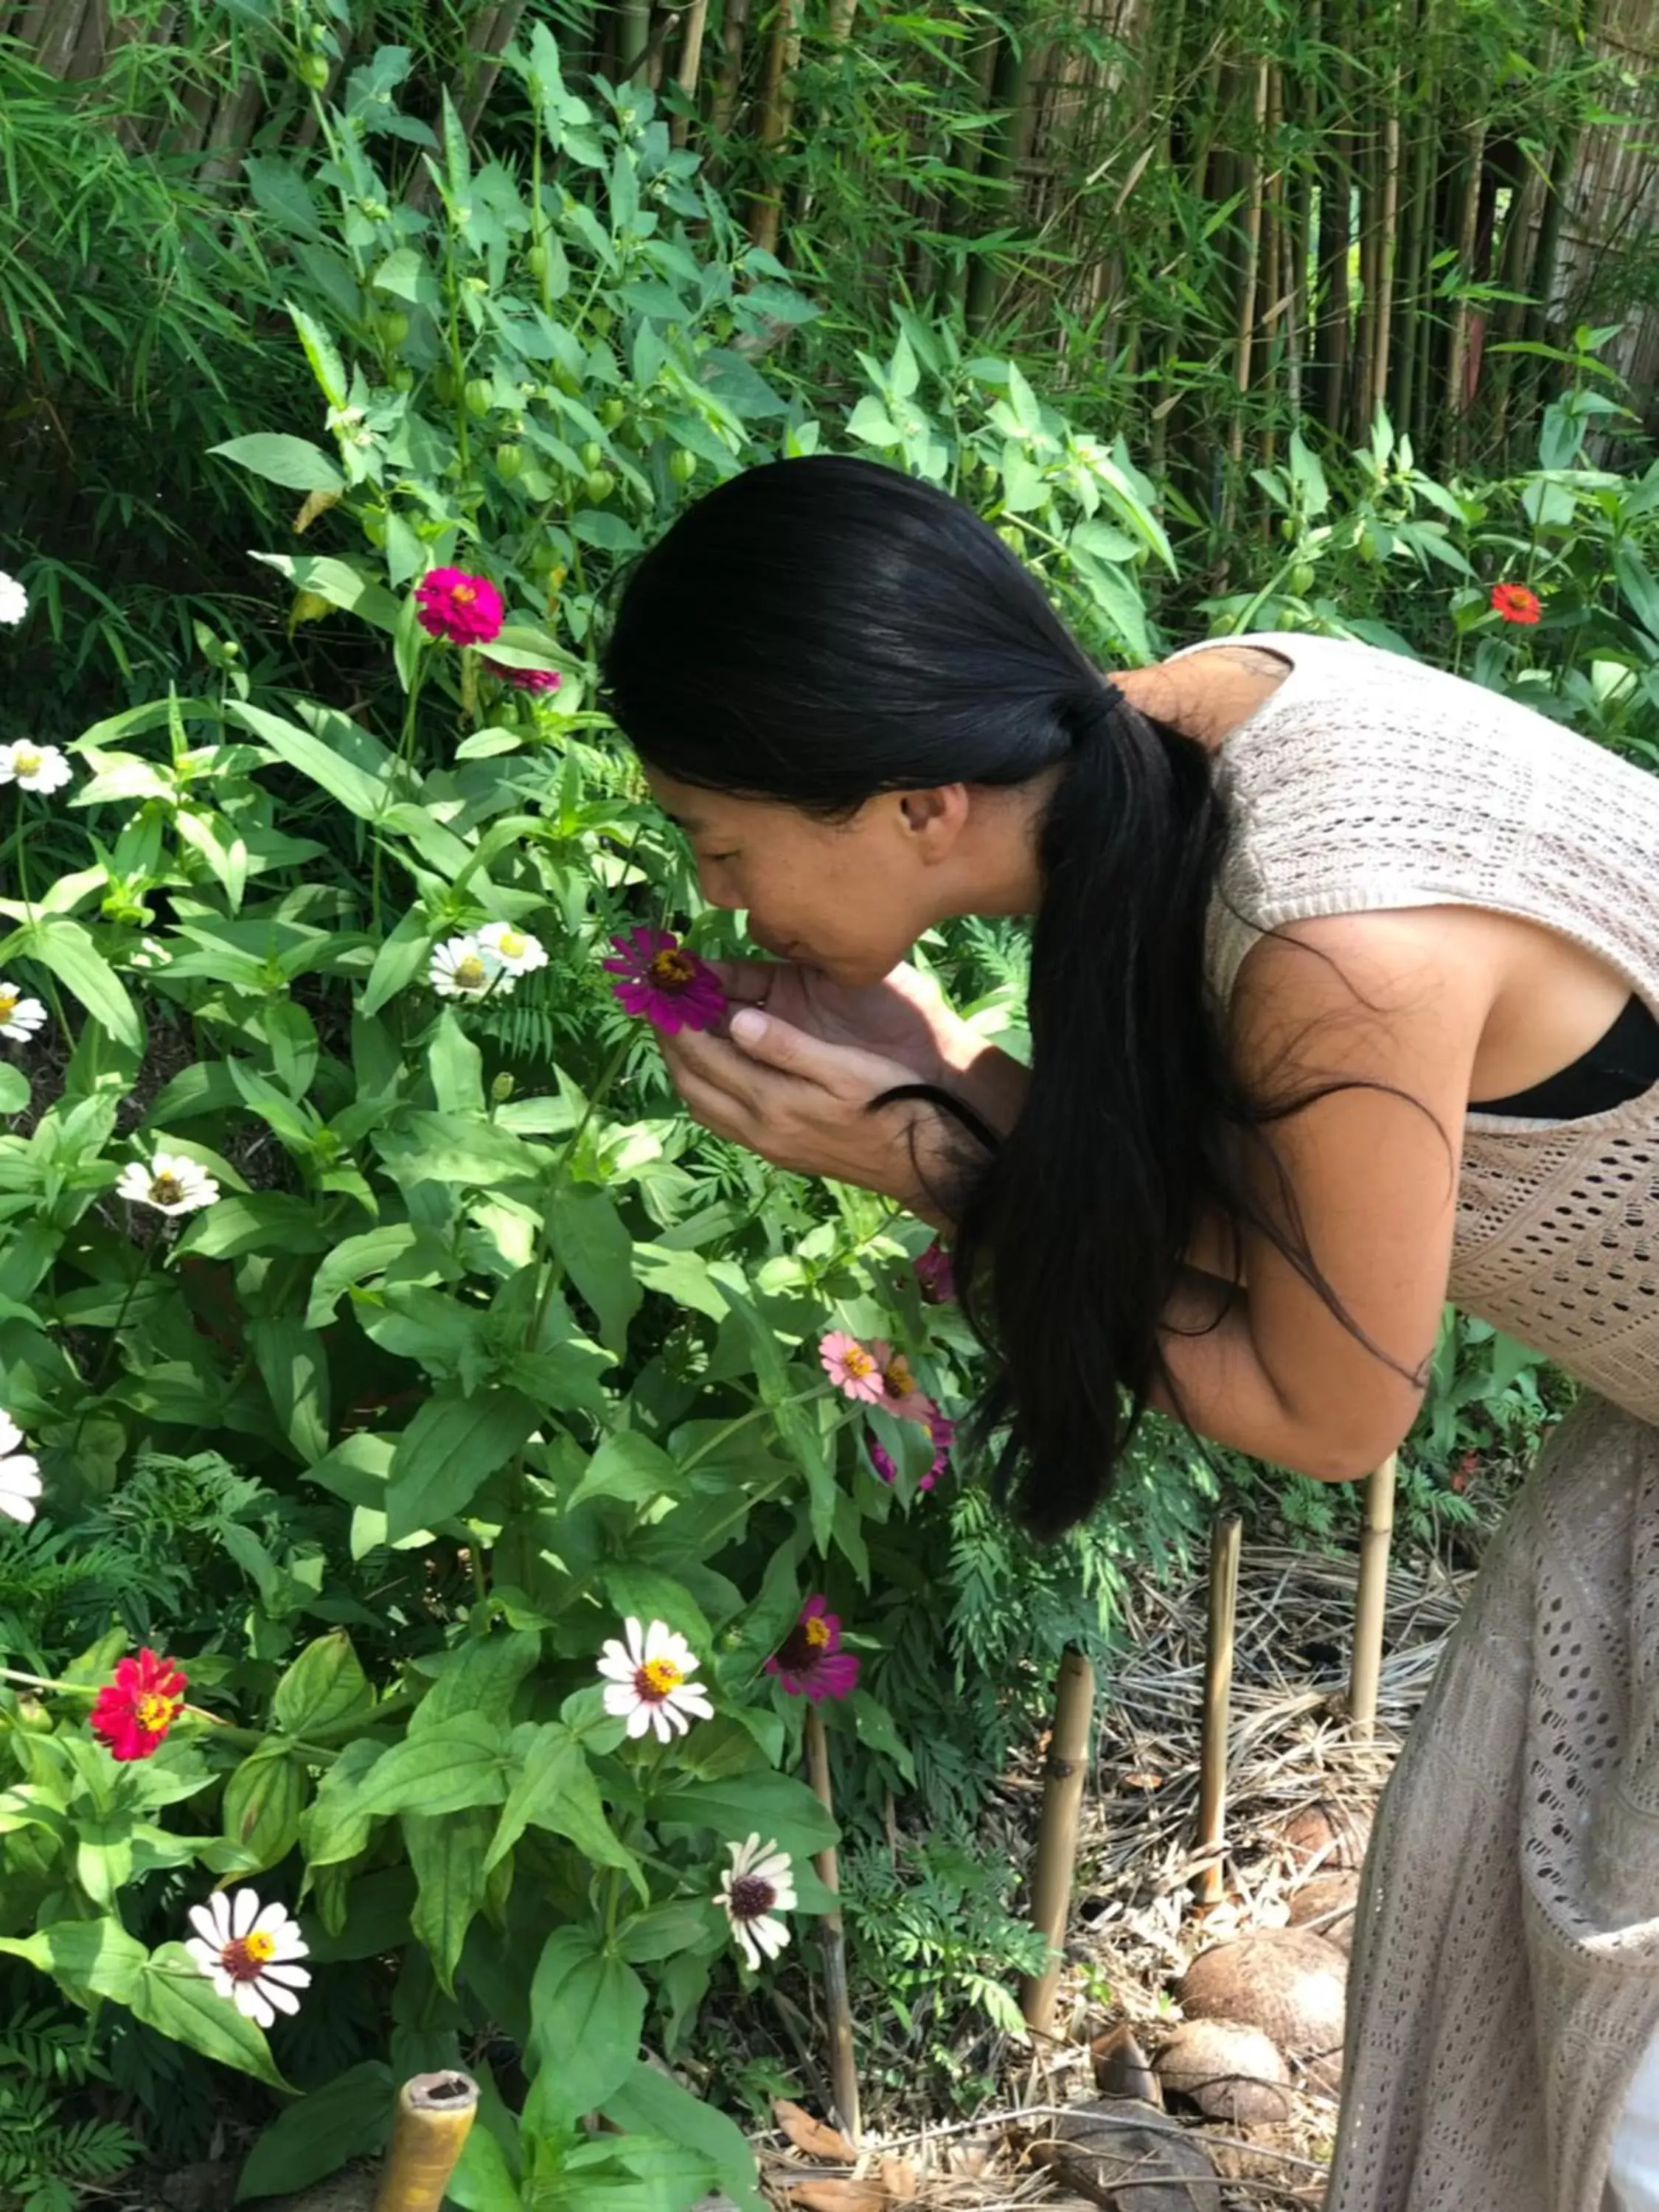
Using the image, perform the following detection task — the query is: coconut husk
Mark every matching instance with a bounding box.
[1029,2100,1221,2211]
[1153,2020,1293,2126]
[1285,1871,1360,1953]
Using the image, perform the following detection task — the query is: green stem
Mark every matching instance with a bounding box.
[676,1385,837,1477]
[527,1032,636,1351]
[0,1669,337,1764]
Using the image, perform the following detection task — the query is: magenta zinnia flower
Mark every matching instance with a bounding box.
[820,1331,884,1403]
[602,927,726,1034]
[867,1433,899,1484]
[925,1410,956,1492]
[765,1596,860,1703]
[481,656,562,693]
[413,568,504,647]
[914,1239,956,1304]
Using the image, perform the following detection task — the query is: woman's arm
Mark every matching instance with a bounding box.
[1147,908,1493,1481]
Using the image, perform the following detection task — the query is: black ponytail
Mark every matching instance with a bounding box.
[597,453,1363,1537]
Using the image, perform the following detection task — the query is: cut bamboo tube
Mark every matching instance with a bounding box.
[1349,1454,1397,1739]
[670,0,711,146]
[372,2072,479,2212]
[1194,1512,1242,1907]
[1019,1645,1095,2036]
[804,1704,860,2145]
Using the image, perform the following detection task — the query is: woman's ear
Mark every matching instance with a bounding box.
[896,784,971,860]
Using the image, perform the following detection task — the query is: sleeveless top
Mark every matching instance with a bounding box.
[1166,629,1659,1427]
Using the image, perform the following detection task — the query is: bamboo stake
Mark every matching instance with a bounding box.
[1348,1454,1397,1739]
[1371,87,1402,425]
[1315,34,1354,435]
[1218,60,1270,559]
[372,2073,479,2212]
[966,4,1037,333]
[1194,1512,1242,1908]
[1394,21,1436,453]
[1019,1646,1095,2037]
[708,0,754,144]
[804,1705,860,2145]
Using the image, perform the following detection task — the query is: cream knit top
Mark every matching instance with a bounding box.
[1171,628,1659,1427]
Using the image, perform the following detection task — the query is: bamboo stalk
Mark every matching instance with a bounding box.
[619,0,653,79]
[804,1705,860,2145]
[1019,1646,1095,2037]
[709,0,755,144]
[966,4,1037,333]
[1194,1512,1243,1907]
[745,0,801,253]
[1394,29,1437,453]
[34,0,91,76]
[1315,35,1354,435]
[1219,60,1270,554]
[1349,1455,1397,1739]
[372,2073,479,2212]
[1445,116,1486,467]
[1371,88,1402,425]
[670,0,712,145]
[457,1,529,136]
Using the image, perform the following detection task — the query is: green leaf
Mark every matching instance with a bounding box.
[250,1317,331,1462]
[409,1629,542,1736]
[246,554,402,638]
[602,2062,763,2212]
[568,1432,678,1512]
[613,1903,713,1964]
[386,1388,542,1538]
[0,1915,145,2002]
[448,2122,523,2212]
[524,1928,647,2127]
[655,1770,838,1857]
[237,2061,394,2201]
[209,435,344,494]
[850,1688,916,1784]
[486,1722,646,1893]
[406,1805,493,1994]
[549,1184,642,1355]
[349,1715,509,1820]
[176,1194,332,1261]
[429,1010,484,1115]
[11,917,142,1048]
[0,1064,27,1115]
[133,1944,289,2088]
[274,1630,375,1737]
[379,1111,549,1188]
[288,300,348,408]
[305,1224,428,1326]
[231,700,391,821]
[1615,544,1659,643]
[220,1750,306,1875]
[361,908,437,1016]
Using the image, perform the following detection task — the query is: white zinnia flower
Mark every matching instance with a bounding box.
[0,741,72,795]
[116,1151,220,1217]
[185,1888,310,2028]
[714,1834,797,1972]
[0,981,46,1042]
[477,921,548,978]
[0,573,25,627]
[597,1616,714,1742]
[0,1410,41,1526]
[428,933,510,998]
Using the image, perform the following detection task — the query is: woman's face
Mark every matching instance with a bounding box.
[643,767,950,986]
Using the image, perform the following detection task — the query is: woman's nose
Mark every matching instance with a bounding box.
[699,864,742,911]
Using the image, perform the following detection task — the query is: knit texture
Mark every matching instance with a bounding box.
[1168,630,1659,2210]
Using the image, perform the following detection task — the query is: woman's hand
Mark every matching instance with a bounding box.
[659,1006,967,1222]
[703,959,1030,1134]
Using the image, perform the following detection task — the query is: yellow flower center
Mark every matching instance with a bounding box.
[136,1691,175,1734]
[497,930,526,959]
[223,1930,277,1979]
[841,1346,877,1380]
[0,990,15,1021]
[804,1615,831,1649]
[151,1173,184,1206]
[636,1658,684,1701]
[884,1354,917,1398]
[453,583,476,605]
[647,949,696,989]
[13,750,41,777]
[455,955,487,990]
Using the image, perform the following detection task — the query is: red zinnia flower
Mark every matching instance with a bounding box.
[90,1648,187,1761]
[914,1239,956,1304]
[1490,582,1541,626]
[481,657,562,694]
[765,1596,860,1703]
[602,927,726,1034]
[413,568,504,647]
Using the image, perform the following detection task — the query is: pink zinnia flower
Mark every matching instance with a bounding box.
[914,1239,956,1304]
[871,1341,934,1425]
[820,1331,884,1403]
[602,927,726,1035]
[413,568,504,647]
[481,657,562,693]
[925,1410,956,1491]
[90,1647,187,1761]
[764,1596,860,1703]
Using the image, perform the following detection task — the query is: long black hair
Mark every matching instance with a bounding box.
[597,453,1354,1537]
